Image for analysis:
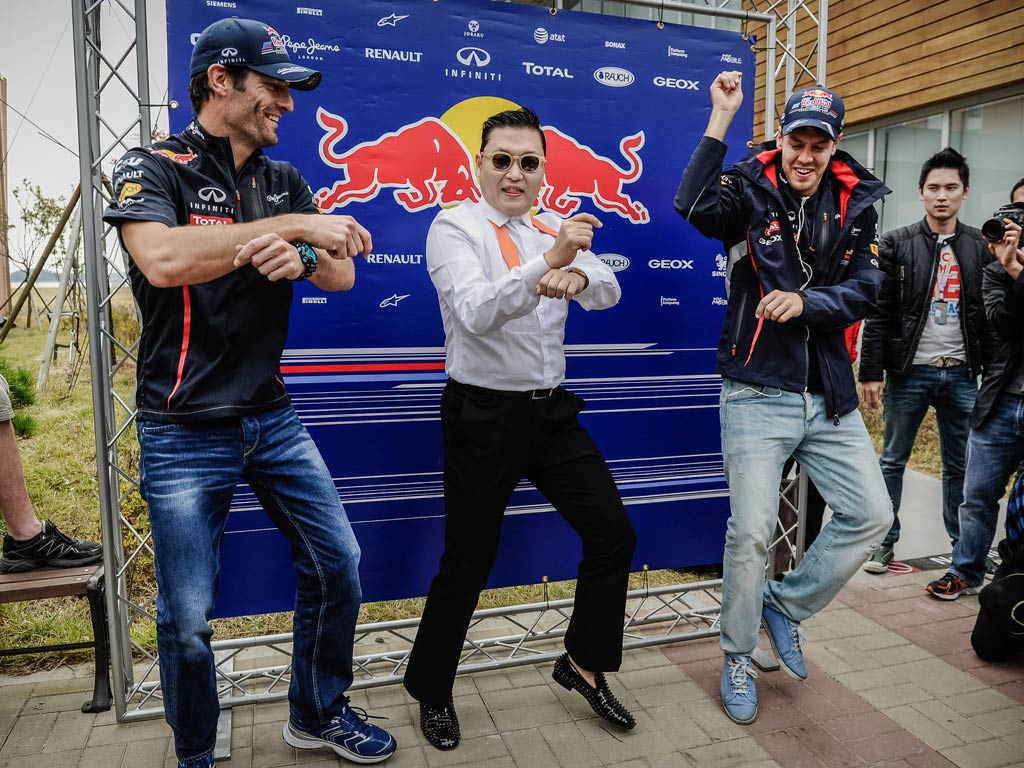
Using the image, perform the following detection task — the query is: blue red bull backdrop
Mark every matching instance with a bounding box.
[165,0,756,617]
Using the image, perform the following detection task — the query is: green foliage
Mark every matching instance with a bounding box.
[11,413,36,438]
[0,355,36,408]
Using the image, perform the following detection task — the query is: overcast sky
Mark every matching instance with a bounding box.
[1,0,170,222]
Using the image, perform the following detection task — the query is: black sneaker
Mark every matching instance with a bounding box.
[925,571,980,601]
[0,520,102,573]
[418,698,460,751]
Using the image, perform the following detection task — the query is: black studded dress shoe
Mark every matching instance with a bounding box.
[419,698,460,751]
[552,652,636,729]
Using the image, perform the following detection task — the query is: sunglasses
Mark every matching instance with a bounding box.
[480,151,546,174]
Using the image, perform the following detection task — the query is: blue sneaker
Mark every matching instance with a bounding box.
[721,653,758,724]
[761,603,808,680]
[282,700,396,764]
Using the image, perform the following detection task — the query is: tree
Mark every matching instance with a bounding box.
[6,180,70,328]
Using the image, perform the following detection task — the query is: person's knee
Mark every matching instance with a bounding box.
[437,546,499,594]
[578,503,636,557]
[158,602,214,662]
[971,631,1010,663]
[319,541,362,593]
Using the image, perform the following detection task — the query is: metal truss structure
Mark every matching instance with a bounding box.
[122,579,726,720]
[73,0,826,725]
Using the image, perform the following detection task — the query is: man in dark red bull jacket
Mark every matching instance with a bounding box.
[674,71,892,724]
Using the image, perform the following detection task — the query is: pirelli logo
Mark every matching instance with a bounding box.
[189,213,233,226]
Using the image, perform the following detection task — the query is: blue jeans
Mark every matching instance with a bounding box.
[879,364,976,548]
[137,406,362,767]
[718,378,892,654]
[950,392,1024,587]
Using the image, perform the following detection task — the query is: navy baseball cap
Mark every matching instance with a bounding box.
[781,85,845,140]
[189,18,322,91]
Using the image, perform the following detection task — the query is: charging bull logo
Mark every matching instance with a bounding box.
[539,126,648,223]
[314,101,649,224]
[149,148,197,165]
[316,109,480,213]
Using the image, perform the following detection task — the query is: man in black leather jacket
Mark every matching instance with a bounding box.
[859,148,991,575]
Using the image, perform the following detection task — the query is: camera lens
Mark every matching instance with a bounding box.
[982,217,1007,243]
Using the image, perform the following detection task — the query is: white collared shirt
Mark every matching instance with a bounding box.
[426,200,621,390]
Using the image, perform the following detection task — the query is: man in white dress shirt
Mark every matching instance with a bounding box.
[403,107,637,751]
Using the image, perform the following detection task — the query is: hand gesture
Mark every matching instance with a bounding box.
[234,234,303,281]
[536,268,587,301]
[710,71,744,116]
[543,213,602,269]
[305,214,373,260]
[755,289,804,323]
[992,221,1024,279]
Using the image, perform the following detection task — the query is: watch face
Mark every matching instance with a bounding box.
[294,242,317,279]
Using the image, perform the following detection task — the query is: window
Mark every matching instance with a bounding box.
[951,96,1024,225]
[875,116,942,231]
[844,94,1024,233]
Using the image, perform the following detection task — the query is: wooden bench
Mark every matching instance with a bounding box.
[0,564,112,712]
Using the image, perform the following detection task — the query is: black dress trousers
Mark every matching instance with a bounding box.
[403,381,637,705]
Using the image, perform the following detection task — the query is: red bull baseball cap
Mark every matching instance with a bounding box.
[781,85,845,140]
[190,18,322,91]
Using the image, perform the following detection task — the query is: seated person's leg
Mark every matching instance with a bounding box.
[0,374,101,572]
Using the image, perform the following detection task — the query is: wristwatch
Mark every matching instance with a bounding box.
[292,241,318,280]
[565,266,589,291]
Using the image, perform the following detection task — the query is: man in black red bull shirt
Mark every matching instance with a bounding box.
[674,72,892,725]
[103,18,395,767]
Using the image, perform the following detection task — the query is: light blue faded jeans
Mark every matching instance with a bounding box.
[137,406,362,768]
[718,378,892,655]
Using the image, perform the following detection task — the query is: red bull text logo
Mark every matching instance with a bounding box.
[314,109,649,224]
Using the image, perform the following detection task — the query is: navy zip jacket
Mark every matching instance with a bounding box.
[674,136,890,420]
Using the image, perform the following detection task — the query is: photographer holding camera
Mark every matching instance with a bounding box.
[926,188,1024,600]
[980,178,1024,243]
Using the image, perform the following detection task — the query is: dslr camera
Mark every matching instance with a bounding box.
[982,202,1024,243]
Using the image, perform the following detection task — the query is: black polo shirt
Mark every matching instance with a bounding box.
[103,119,319,423]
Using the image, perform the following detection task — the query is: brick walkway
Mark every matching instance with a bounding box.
[1,569,1022,768]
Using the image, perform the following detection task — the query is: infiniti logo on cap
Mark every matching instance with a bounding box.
[221,47,238,56]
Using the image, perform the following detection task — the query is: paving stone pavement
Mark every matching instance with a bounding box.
[1,569,1022,768]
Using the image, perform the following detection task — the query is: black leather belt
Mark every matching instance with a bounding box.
[447,378,557,400]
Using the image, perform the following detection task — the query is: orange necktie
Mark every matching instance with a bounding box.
[489,217,560,271]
